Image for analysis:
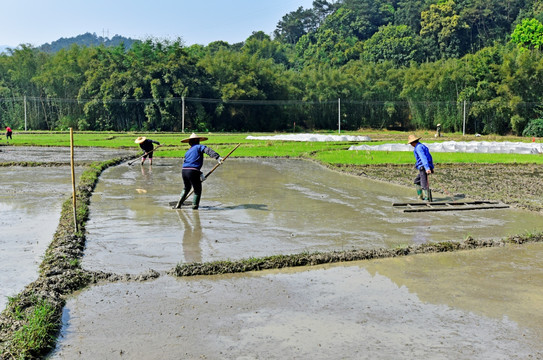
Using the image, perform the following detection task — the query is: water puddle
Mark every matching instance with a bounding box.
[82,158,543,274]
[50,243,543,359]
[0,146,133,163]
[0,166,81,310]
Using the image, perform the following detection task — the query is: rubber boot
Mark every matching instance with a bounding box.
[192,194,201,210]
[423,189,433,202]
[416,185,423,201]
[173,190,187,209]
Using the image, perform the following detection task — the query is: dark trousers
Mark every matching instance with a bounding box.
[6,131,12,139]
[182,169,202,196]
[414,168,430,190]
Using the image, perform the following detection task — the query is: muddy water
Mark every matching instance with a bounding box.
[363,242,543,341]
[0,146,133,163]
[82,158,543,274]
[0,166,81,310]
[50,244,543,359]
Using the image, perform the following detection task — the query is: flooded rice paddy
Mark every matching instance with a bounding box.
[0,166,81,310]
[2,150,543,358]
[82,158,542,274]
[0,147,132,312]
[51,243,543,359]
[0,146,132,163]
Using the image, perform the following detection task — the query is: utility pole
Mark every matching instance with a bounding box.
[182,96,185,133]
[24,95,27,131]
[338,98,341,134]
[463,100,466,136]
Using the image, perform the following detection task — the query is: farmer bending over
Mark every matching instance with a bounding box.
[174,133,222,210]
[135,137,160,165]
[408,134,434,202]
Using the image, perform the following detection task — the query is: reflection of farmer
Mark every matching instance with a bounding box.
[177,210,203,263]
[435,123,442,138]
[134,137,160,165]
[6,126,12,140]
[408,134,434,202]
[173,133,222,210]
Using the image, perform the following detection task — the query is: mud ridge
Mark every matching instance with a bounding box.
[0,156,131,359]
[170,232,543,277]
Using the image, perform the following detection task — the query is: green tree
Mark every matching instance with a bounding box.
[420,0,468,59]
[198,49,290,131]
[511,18,543,50]
[363,24,423,66]
[274,6,317,44]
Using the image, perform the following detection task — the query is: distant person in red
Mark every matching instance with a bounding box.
[5,126,12,140]
[134,136,160,165]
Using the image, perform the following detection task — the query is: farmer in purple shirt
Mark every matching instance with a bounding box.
[173,133,222,210]
[408,134,434,202]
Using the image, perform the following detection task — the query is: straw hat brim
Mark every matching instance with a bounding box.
[181,133,208,143]
[407,135,421,144]
[135,137,146,144]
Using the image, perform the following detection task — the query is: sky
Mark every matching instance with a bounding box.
[0,0,315,47]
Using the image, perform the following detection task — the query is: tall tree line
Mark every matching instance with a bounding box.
[2,0,543,135]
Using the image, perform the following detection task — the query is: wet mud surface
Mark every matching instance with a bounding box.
[337,163,543,212]
[3,153,543,359]
[50,243,543,359]
[0,146,133,164]
[82,158,543,274]
[0,167,81,311]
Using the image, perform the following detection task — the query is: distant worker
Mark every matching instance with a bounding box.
[408,134,434,202]
[173,133,222,210]
[435,123,441,138]
[6,126,12,140]
[134,137,160,165]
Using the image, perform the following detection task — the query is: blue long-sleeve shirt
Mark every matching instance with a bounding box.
[413,142,434,170]
[182,144,220,170]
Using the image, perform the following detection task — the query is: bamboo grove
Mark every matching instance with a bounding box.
[2,0,543,136]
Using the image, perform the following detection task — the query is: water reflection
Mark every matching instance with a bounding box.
[177,209,203,263]
[140,164,153,176]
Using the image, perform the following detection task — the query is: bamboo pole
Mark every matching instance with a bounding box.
[70,128,78,232]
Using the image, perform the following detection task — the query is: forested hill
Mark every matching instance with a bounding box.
[2,0,543,137]
[38,32,139,53]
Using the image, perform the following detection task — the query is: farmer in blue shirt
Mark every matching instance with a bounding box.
[173,133,222,209]
[408,134,434,202]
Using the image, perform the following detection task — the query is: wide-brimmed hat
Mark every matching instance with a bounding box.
[407,134,421,144]
[134,136,146,144]
[181,133,208,143]
[437,123,441,127]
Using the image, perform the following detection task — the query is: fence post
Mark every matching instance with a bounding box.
[24,95,27,131]
[182,96,185,133]
[463,100,466,136]
[338,98,341,134]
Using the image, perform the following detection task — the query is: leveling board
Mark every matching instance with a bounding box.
[392,201,510,213]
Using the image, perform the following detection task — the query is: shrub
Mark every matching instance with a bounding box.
[522,118,543,137]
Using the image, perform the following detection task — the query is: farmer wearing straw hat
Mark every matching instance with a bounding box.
[135,137,160,165]
[408,134,434,202]
[174,133,223,210]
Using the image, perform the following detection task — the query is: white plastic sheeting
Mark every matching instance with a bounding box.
[349,141,543,154]
[246,134,372,142]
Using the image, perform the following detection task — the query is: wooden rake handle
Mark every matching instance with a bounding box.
[128,144,162,165]
[185,143,241,199]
